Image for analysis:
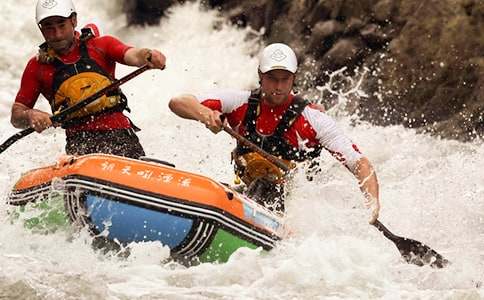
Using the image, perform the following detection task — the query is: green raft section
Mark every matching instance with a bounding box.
[199,229,258,263]
[9,194,70,233]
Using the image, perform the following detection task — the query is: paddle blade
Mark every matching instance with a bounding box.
[394,236,449,268]
[373,220,449,268]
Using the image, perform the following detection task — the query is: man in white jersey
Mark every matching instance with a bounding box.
[169,43,380,223]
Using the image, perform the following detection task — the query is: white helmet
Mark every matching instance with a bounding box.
[36,0,76,24]
[258,43,298,74]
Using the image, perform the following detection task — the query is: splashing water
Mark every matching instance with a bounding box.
[316,66,368,112]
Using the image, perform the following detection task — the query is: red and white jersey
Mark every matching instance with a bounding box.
[195,89,364,171]
[14,24,132,133]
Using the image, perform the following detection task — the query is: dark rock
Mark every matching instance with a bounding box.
[269,1,319,42]
[338,0,377,21]
[313,20,345,39]
[225,0,271,30]
[307,0,345,22]
[425,59,484,139]
[321,38,365,70]
[308,20,345,53]
[360,23,391,47]
[361,0,484,140]
[344,17,365,34]
[372,0,396,23]
[123,0,176,26]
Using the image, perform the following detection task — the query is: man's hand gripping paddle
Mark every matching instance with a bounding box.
[0,65,150,155]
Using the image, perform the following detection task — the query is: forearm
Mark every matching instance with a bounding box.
[11,102,52,132]
[11,103,32,129]
[169,94,213,122]
[123,48,150,67]
[353,157,380,224]
[123,47,166,70]
[354,157,379,203]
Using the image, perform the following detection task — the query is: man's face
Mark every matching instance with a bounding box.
[39,15,77,53]
[259,69,295,106]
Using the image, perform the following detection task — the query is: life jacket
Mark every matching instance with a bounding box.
[233,90,322,185]
[39,28,128,128]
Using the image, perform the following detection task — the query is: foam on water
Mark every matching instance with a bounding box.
[0,1,483,299]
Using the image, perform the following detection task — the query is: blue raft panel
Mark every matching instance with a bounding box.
[86,194,193,248]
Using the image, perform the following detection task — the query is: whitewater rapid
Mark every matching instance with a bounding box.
[0,1,483,299]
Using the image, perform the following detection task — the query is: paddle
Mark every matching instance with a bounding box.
[0,65,150,155]
[222,123,449,268]
[373,220,449,268]
[222,124,293,172]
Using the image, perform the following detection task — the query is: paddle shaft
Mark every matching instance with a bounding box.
[0,65,149,155]
[372,220,400,242]
[222,124,291,172]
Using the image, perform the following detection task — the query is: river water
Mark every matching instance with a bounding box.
[0,1,483,299]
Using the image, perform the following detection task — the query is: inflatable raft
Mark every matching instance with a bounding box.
[8,154,285,263]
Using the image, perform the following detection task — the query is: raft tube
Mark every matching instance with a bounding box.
[8,154,286,263]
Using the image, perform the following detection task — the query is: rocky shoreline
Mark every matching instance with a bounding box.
[123,0,483,141]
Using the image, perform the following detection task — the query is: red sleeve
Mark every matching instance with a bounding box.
[200,99,222,112]
[15,57,41,108]
[94,35,133,64]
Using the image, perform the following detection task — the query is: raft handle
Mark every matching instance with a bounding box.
[139,156,176,168]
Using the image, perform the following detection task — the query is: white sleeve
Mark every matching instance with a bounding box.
[302,107,363,171]
[194,89,251,114]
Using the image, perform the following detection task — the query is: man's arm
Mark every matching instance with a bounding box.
[11,58,52,133]
[169,94,223,133]
[123,48,166,70]
[11,102,52,133]
[302,107,381,223]
[354,157,380,224]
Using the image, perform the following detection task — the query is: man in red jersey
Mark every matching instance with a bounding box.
[10,0,166,159]
[169,43,380,223]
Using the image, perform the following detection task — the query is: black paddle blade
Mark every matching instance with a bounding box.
[394,236,449,268]
[373,220,449,268]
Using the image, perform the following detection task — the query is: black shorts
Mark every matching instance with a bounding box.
[65,128,145,159]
